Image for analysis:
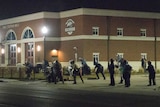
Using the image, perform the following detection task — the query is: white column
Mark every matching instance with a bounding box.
[21,43,25,64]
[5,44,8,66]
[33,42,36,66]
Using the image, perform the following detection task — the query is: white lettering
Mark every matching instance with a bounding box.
[65,27,75,32]
[2,24,19,29]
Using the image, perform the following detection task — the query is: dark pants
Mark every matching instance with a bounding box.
[26,73,31,79]
[82,65,91,75]
[26,69,32,80]
[109,73,115,85]
[96,70,106,80]
[123,73,131,87]
[149,73,156,85]
[73,70,84,84]
[49,70,64,84]
[119,76,123,83]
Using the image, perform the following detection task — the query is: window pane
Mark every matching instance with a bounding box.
[28,52,30,56]
[31,52,33,56]
[13,53,15,57]
[92,27,99,35]
[7,32,16,40]
[9,44,16,65]
[23,29,34,39]
[117,28,123,36]
[93,53,99,65]
[140,29,146,36]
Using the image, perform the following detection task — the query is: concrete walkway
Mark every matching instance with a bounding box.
[0,73,160,96]
[55,73,160,95]
[49,73,160,96]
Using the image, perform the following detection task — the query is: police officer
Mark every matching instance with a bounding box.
[24,61,33,80]
[123,60,132,87]
[79,57,91,75]
[43,59,49,76]
[94,62,106,80]
[108,59,115,86]
[146,61,156,86]
[51,60,64,84]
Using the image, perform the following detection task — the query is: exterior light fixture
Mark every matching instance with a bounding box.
[1,48,4,54]
[37,45,41,52]
[51,49,58,57]
[17,47,21,53]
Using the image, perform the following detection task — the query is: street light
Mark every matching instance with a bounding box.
[41,26,48,60]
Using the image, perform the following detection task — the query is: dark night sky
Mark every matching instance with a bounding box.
[0,0,160,20]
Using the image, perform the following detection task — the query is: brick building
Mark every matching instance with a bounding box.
[0,8,160,71]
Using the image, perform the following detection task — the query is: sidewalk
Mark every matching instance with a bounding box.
[0,73,160,96]
[0,78,19,82]
[50,73,160,96]
[78,74,160,95]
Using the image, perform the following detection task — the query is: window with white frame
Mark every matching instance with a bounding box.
[7,32,16,40]
[116,53,124,66]
[141,53,147,59]
[9,44,16,65]
[6,31,17,65]
[116,53,124,60]
[92,27,99,36]
[117,28,123,36]
[26,43,34,64]
[140,29,146,37]
[23,28,34,64]
[141,53,147,68]
[23,29,34,39]
[93,53,99,65]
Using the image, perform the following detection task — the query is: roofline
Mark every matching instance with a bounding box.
[0,11,59,26]
[60,8,160,19]
[1,8,160,25]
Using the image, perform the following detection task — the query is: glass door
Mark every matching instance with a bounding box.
[9,44,16,65]
[25,43,34,64]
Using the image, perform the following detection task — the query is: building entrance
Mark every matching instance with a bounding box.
[25,42,34,64]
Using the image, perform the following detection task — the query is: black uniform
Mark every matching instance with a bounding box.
[94,63,106,80]
[146,61,156,86]
[43,59,49,76]
[123,60,132,87]
[24,62,33,80]
[108,59,115,86]
[51,60,64,84]
[79,58,91,75]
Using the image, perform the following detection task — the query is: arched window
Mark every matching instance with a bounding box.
[23,29,34,39]
[6,30,17,65]
[22,28,34,64]
[7,31,16,40]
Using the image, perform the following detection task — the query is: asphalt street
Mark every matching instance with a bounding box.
[0,73,160,107]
